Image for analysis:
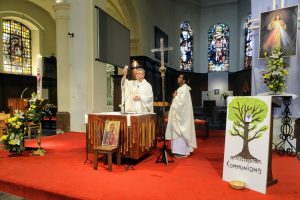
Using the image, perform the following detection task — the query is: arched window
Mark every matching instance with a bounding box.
[2,19,32,75]
[244,14,253,69]
[180,21,193,71]
[208,23,229,72]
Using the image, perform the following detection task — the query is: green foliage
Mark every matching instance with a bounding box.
[0,92,46,155]
[228,97,269,140]
[0,111,26,154]
[26,92,46,123]
[262,48,288,94]
[256,125,268,138]
[228,97,269,124]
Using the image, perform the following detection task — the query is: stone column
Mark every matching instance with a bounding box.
[54,2,70,132]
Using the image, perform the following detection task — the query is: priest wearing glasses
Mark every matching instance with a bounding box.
[121,66,153,113]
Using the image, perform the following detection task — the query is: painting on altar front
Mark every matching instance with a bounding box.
[259,6,298,58]
[102,120,120,147]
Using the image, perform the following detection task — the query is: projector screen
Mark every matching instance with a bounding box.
[95,6,130,67]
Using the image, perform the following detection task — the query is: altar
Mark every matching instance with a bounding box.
[88,112,156,159]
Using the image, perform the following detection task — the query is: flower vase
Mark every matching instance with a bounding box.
[270,90,280,95]
[9,150,22,157]
[31,133,46,156]
[224,96,228,106]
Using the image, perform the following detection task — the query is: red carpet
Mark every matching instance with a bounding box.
[0,132,299,200]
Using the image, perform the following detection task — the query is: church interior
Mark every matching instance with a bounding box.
[0,0,300,199]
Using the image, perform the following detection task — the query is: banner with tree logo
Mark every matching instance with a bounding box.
[222,96,272,194]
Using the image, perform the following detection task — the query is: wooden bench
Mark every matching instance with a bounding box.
[164,118,209,139]
[194,119,209,139]
[0,122,7,137]
[0,113,10,137]
[94,146,121,171]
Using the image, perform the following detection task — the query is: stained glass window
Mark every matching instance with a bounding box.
[2,19,32,75]
[244,14,253,69]
[208,23,229,72]
[180,21,193,71]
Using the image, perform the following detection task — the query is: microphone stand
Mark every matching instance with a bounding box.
[122,94,130,114]
[21,87,28,99]
[84,122,92,164]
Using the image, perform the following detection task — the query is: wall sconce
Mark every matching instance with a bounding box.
[213,89,220,95]
[131,60,140,68]
[56,0,64,4]
[68,32,74,38]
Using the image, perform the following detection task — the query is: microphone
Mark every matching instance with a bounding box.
[122,94,130,114]
[21,87,28,99]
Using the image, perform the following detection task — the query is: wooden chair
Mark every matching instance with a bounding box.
[93,120,121,172]
[0,113,10,137]
[93,146,121,171]
[164,117,209,139]
[0,122,7,137]
[27,123,42,139]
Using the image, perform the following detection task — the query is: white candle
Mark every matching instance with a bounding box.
[37,54,43,99]
[84,114,88,124]
[160,38,164,67]
[280,0,284,8]
[127,114,131,127]
[273,0,276,10]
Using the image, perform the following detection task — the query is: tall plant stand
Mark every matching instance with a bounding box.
[273,96,297,156]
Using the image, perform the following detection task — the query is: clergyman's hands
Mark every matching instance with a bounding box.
[123,65,128,77]
[172,91,177,98]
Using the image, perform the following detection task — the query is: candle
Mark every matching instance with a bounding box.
[160,38,164,67]
[84,114,88,124]
[37,54,43,99]
[127,114,131,127]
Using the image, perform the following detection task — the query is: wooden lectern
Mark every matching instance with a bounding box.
[8,98,27,115]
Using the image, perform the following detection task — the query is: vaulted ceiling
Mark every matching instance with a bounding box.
[27,0,56,20]
[26,0,240,21]
[182,0,238,7]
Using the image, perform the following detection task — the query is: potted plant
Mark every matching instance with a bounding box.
[26,92,46,124]
[262,48,288,94]
[222,91,229,106]
[0,111,26,155]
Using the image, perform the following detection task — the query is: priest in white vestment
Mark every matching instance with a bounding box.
[165,74,197,157]
[121,66,153,113]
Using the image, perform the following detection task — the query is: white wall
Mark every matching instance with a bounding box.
[66,0,108,131]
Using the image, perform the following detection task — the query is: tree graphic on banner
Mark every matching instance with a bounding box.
[228,97,269,163]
